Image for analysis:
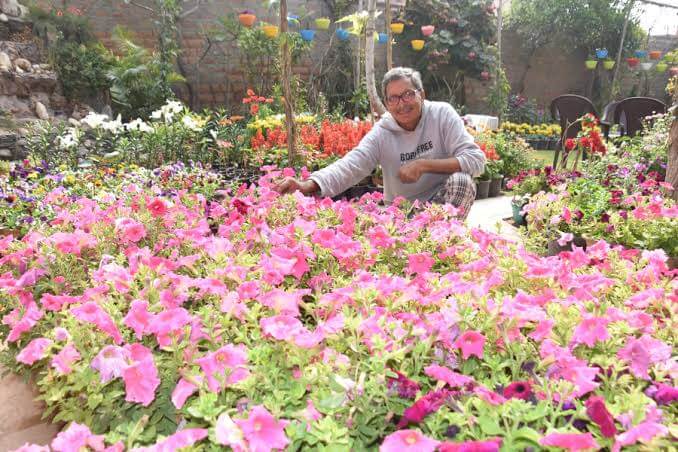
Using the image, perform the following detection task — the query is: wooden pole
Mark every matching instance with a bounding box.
[366,0,386,116]
[611,0,636,97]
[496,0,503,78]
[280,0,296,162]
[386,0,392,70]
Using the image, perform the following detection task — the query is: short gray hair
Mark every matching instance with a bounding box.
[381,67,423,98]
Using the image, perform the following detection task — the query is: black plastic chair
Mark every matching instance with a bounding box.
[613,97,666,137]
[550,95,598,167]
[599,100,620,140]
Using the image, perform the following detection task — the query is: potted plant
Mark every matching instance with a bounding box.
[390,19,405,34]
[238,10,257,27]
[488,162,504,197]
[595,48,608,59]
[287,14,300,26]
[635,49,648,59]
[300,29,315,41]
[649,50,662,60]
[655,62,667,73]
[640,61,653,71]
[585,58,598,70]
[377,32,388,44]
[603,59,615,70]
[475,176,491,199]
[626,57,640,68]
[411,39,425,51]
[315,17,331,30]
[421,25,435,36]
[262,24,279,38]
[668,66,678,77]
[336,28,350,41]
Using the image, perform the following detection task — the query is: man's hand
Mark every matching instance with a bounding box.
[274,177,319,195]
[398,160,425,183]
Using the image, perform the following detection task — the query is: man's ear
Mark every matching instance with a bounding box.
[420,89,426,100]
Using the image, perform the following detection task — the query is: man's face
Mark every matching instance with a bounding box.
[384,78,424,131]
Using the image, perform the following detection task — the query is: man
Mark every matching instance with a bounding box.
[275,67,485,219]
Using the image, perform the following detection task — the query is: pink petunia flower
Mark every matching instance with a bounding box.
[571,315,610,348]
[406,252,435,274]
[215,412,247,451]
[424,364,474,388]
[196,344,250,393]
[11,444,49,452]
[91,345,130,383]
[51,344,81,374]
[539,432,599,451]
[260,315,303,340]
[148,307,192,347]
[171,376,202,409]
[236,405,290,452]
[71,302,123,344]
[123,299,155,340]
[131,428,208,452]
[379,429,439,452]
[115,217,147,243]
[617,334,672,379]
[147,198,169,217]
[452,330,486,359]
[51,422,105,452]
[398,390,453,428]
[439,437,502,452]
[16,337,52,365]
[122,344,160,406]
[5,303,43,342]
[503,381,533,401]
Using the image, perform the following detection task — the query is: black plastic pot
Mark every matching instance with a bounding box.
[489,176,503,197]
[476,179,490,199]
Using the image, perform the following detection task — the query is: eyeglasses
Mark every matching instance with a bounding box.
[385,89,419,106]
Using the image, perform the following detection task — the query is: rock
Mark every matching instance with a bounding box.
[0,148,12,158]
[0,51,10,71]
[0,0,28,18]
[13,57,29,72]
[34,101,48,120]
[0,13,7,22]
[68,118,80,127]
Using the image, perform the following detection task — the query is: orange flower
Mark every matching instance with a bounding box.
[246,89,255,97]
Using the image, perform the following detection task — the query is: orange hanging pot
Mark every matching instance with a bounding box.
[238,12,256,27]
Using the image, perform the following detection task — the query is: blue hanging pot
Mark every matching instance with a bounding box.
[336,29,350,41]
[287,14,299,26]
[595,48,608,59]
[300,29,315,41]
[378,32,388,44]
[634,50,648,59]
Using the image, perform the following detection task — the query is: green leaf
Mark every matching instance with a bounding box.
[478,415,504,435]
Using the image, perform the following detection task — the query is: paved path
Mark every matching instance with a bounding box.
[467,195,522,242]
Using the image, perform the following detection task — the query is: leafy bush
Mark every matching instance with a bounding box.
[51,42,113,101]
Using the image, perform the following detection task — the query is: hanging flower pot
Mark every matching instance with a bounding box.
[626,57,640,68]
[649,50,662,60]
[390,22,405,34]
[377,32,388,44]
[634,50,648,59]
[287,14,300,26]
[595,48,608,59]
[421,25,435,37]
[640,62,653,71]
[300,29,315,42]
[655,62,667,73]
[238,11,256,27]
[336,28,350,41]
[262,24,279,38]
[670,66,678,77]
[603,59,615,70]
[585,60,598,70]
[411,39,425,51]
[315,17,331,30]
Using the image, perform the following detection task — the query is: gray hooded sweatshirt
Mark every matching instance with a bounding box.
[310,100,486,203]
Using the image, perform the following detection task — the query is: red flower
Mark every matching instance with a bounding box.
[250,104,259,115]
[503,381,532,400]
[147,198,168,217]
[564,138,576,151]
[585,396,617,438]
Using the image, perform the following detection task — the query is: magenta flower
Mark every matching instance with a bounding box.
[260,315,303,340]
[91,345,130,383]
[397,390,452,428]
[51,422,105,452]
[123,299,155,340]
[132,428,208,452]
[539,432,599,451]
[147,198,169,217]
[114,217,147,243]
[612,416,669,452]
[424,364,474,388]
[503,381,533,401]
[380,429,439,452]
[529,319,554,342]
[196,344,250,393]
[452,330,486,359]
[148,307,192,347]
[571,315,610,347]
[236,405,290,452]
[51,344,81,374]
[171,376,202,409]
[41,293,80,312]
[70,301,123,344]
[122,344,160,406]
[16,337,52,365]
[585,396,617,437]
[5,303,43,342]
[387,370,421,399]
[646,382,678,405]
[439,437,502,451]
[50,230,97,256]
[617,334,672,379]
[407,252,435,274]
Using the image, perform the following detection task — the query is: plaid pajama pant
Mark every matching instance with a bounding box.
[428,172,477,220]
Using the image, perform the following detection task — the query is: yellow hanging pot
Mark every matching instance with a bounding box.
[390,22,405,34]
[411,39,425,51]
[262,24,279,38]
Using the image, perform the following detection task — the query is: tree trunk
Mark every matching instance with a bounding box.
[280,0,296,162]
[366,0,386,116]
[667,115,678,202]
[517,46,537,94]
